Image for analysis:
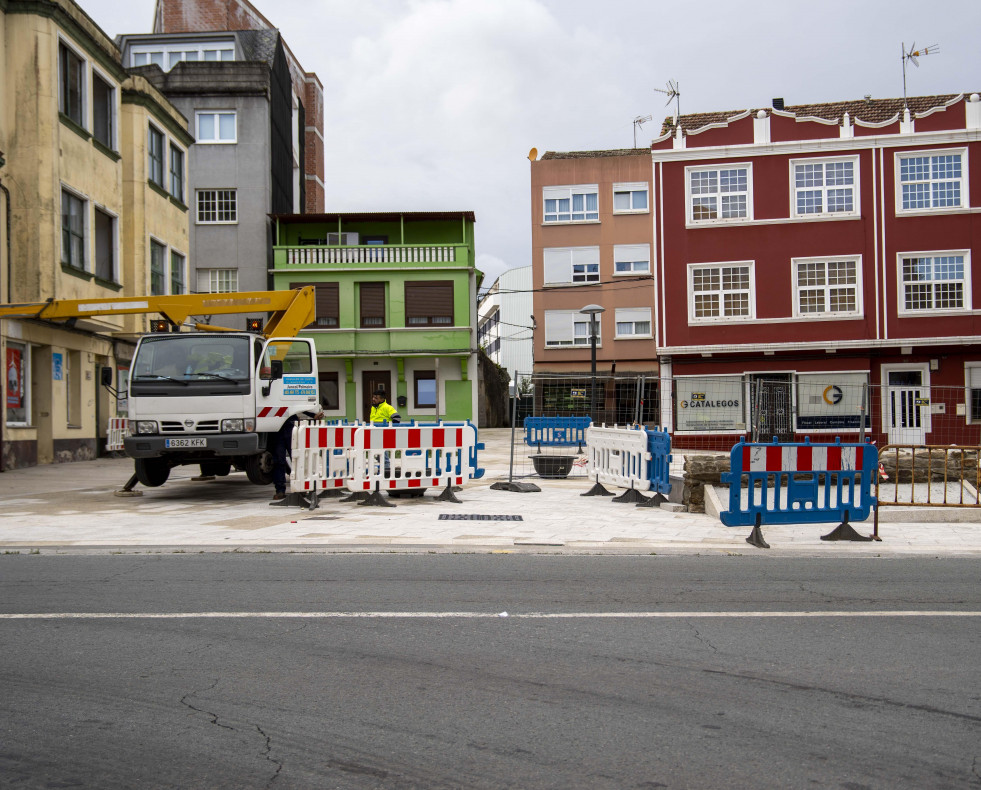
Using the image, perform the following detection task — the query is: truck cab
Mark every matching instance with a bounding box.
[123,332,318,486]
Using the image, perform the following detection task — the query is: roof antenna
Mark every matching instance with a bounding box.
[902,41,939,108]
[632,115,652,148]
[654,79,681,125]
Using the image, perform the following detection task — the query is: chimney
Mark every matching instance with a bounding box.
[772,98,785,111]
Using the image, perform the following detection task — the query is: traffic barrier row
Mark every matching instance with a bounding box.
[720,436,878,547]
[289,421,484,506]
[106,418,127,452]
[582,424,672,505]
[524,416,591,450]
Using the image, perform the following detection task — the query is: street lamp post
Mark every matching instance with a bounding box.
[580,304,605,423]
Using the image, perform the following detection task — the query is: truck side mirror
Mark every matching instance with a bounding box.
[100,366,114,386]
[270,360,283,380]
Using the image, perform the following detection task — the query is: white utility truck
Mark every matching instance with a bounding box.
[0,288,320,488]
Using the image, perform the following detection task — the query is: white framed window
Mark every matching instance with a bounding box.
[791,157,858,218]
[170,250,185,294]
[613,244,650,275]
[688,262,755,322]
[197,268,239,293]
[61,187,87,271]
[5,341,32,425]
[147,124,164,187]
[94,206,116,282]
[614,308,652,338]
[196,110,237,143]
[543,184,598,223]
[687,164,752,224]
[196,189,237,224]
[543,246,600,286]
[965,364,981,424]
[898,251,970,314]
[169,143,184,202]
[544,310,602,348]
[613,182,649,213]
[792,256,862,318]
[150,238,166,295]
[58,40,85,126]
[91,70,116,150]
[896,149,967,213]
[131,43,234,71]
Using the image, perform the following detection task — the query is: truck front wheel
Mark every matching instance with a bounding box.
[245,451,275,486]
[134,458,171,487]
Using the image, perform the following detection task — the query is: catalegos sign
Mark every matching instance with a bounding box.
[676,376,745,432]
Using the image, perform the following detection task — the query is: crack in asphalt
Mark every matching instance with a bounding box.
[686,620,718,652]
[180,678,235,731]
[253,722,283,789]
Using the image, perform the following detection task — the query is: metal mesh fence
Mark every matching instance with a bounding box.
[507,372,981,481]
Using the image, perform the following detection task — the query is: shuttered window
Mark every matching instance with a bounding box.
[404,281,454,327]
[360,282,386,328]
[290,281,340,328]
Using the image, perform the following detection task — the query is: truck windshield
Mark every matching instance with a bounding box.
[133,335,251,381]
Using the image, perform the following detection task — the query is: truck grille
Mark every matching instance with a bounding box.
[160,420,221,434]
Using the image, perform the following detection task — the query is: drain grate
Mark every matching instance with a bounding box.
[438,514,523,521]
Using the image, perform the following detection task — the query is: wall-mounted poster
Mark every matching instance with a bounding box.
[675,375,746,432]
[797,371,871,430]
[52,352,63,381]
[6,346,22,409]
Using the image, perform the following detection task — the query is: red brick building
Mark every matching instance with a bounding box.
[532,92,981,447]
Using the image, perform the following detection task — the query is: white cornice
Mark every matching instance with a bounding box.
[660,335,981,356]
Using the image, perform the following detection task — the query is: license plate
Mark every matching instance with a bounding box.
[165,438,207,448]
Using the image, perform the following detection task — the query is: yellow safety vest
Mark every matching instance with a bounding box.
[370,401,399,423]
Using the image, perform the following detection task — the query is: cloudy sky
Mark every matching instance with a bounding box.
[83,0,980,288]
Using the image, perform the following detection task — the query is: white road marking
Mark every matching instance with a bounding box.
[1,611,980,620]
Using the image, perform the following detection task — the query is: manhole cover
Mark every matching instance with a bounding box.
[438,514,523,521]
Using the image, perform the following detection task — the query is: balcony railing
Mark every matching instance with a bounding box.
[282,245,458,265]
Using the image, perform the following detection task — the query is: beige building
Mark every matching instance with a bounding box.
[0,0,191,469]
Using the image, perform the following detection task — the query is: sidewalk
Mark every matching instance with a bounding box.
[1,428,980,556]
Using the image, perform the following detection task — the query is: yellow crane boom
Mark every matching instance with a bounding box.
[0,287,316,338]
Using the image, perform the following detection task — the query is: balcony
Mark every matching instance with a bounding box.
[276,244,465,268]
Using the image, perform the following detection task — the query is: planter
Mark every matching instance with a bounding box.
[530,454,575,479]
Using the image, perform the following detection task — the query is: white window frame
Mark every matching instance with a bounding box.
[60,185,88,272]
[149,237,167,296]
[965,363,981,425]
[130,42,235,71]
[147,123,165,188]
[543,184,599,224]
[5,341,32,426]
[195,110,237,144]
[196,189,238,224]
[792,256,863,319]
[614,308,652,339]
[897,250,971,315]
[93,204,118,283]
[170,249,186,295]
[790,156,859,219]
[688,261,755,323]
[57,38,86,128]
[613,244,651,275]
[612,182,649,214]
[90,66,117,151]
[544,310,603,348]
[543,246,600,286]
[895,148,968,214]
[686,163,753,225]
[197,268,239,293]
[169,142,185,202]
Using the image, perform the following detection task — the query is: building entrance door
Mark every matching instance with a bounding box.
[750,374,794,442]
[883,365,930,445]
[362,370,392,422]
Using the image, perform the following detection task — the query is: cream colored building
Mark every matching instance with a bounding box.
[0,0,191,469]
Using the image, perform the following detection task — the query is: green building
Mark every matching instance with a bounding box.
[271,211,480,423]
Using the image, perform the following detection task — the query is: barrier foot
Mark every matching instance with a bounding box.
[114,473,143,498]
[340,491,370,503]
[746,516,770,549]
[636,492,668,508]
[436,483,462,503]
[612,487,651,504]
[820,512,873,542]
[320,489,346,498]
[358,487,396,508]
[490,481,541,492]
[581,480,615,497]
[270,492,310,508]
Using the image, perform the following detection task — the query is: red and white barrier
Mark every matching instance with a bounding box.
[106,417,128,452]
[739,444,864,473]
[289,423,360,493]
[585,425,651,491]
[347,423,478,492]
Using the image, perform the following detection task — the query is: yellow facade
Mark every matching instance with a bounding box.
[0,0,191,469]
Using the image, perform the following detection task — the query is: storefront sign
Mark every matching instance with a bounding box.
[52,353,63,381]
[797,372,870,429]
[676,376,745,432]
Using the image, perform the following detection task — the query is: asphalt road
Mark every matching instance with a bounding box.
[1,554,980,789]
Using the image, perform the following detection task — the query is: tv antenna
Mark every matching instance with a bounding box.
[654,79,681,124]
[902,42,939,107]
[632,115,652,148]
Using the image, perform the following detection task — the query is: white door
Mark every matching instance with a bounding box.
[882,364,930,445]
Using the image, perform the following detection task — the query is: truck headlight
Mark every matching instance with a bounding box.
[136,421,159,435]
[222,418,253,432]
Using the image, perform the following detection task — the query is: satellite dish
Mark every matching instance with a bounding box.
[528,148,538,161]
